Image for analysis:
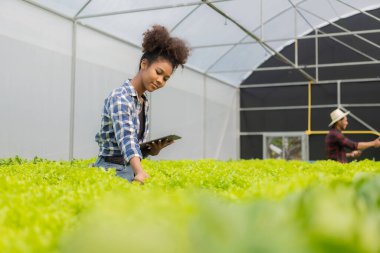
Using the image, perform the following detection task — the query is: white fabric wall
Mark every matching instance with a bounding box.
[0,0,238,160]
[0,0,72,160]
[150,75,238,160]
[204,78,238,160]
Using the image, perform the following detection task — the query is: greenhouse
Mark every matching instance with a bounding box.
[2,0,380,161]
[1,0,380,253]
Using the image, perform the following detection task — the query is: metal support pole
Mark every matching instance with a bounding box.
[214,93,235,159]
[236,88,241,159]
[262,133,267,159]
[67,1,92,160]
[308,130,380,136]
[69,21,77,160]
[337,80,341,108]
[203,74,207,158]
[148,92,152,141]
[294,7,298,66]
[307,80,312,134]
[260,0,263,40]
[315,29,319,82]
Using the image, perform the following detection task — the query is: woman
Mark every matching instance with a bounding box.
[94,25,190,183]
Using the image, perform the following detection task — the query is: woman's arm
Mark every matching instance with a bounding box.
[129,156,149,184]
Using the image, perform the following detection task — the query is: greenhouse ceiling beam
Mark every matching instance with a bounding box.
[209,69,247,73]
[341,106,380,134]
[302,28,380,39]
[240,131,380,136]
[326,0,340,19]
[76,0,232,20]
[201,0,315,82]
[241,77,380,88]
[208,60,380,73]
[240,103,380,112]
[74,0,92,18]
[335,0,380,23]
[240,132,305,136]
[200,0,307,74]
[289,1,376,62]
[249,60,380,72]
[299,7,380,50]
[22,0,73,20]
[191,29,380,49]
[170,5,201,32]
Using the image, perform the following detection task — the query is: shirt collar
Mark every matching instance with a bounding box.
[123,79,148,102]
[331,128,341,133]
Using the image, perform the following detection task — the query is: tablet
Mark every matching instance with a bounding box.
[139,134,181,149]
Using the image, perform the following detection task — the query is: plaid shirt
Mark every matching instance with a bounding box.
[95,80,149,162]
[325,128,358,163]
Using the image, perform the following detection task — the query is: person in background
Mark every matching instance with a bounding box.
[325,108,380,163]
[94,25,190,183]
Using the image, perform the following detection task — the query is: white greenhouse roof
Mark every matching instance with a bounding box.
[25,0,380,86]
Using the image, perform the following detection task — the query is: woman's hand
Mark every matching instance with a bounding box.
[146,139,174,156]
[133,171,149,184]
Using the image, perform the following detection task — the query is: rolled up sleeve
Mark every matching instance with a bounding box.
[336,131,358,150]
[342,137,358,150]
[109,95,142,162]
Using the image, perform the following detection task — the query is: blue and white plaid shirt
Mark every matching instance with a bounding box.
[95,80,149,162]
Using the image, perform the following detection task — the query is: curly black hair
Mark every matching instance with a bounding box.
[139,25,190,70]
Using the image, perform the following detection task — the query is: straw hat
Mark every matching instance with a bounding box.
[328,108,350,127]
